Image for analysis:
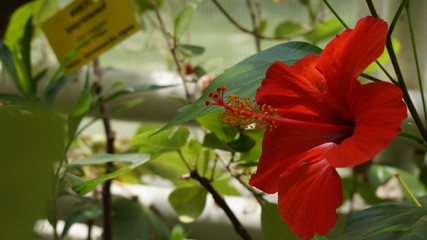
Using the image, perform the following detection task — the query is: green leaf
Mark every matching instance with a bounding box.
[177,44,205,57]
[258,19,268,35]
[336,202,427,240]
[368,164,427,199]
[168,184,207,223]
[274,20,307,38]
[66,153,150,195]
[70,90,92,117]
[261,202,299,240]
[158,41,321,134]
[21,17,33,92]
[61,207,102,239]
[202,133,233,151]
[227,133,256,152]
[44,72,77,102]
[4,1,38,48]
[196,112,238,142]
[174,4,197,40]
[0,40,22,93]
[304,18,343,44]
[169,225,187,240]
[131,127,190,158]
[113,197,170,240]
[238,129,263,164]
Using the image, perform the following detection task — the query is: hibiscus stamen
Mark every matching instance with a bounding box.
[205,87,354,133]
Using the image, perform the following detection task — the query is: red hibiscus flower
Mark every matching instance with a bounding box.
[206,16,407,239]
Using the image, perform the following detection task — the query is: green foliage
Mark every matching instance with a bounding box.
[169,225,187,240]
[336,202,427,240]
[61,206,102,239]
[178,44,205,57]
[274,20,307,38]
[158,41,322,133]
[304,17,343,44]
[131,127,190,158]
[112,197,170,240]
[174,4,197,41]
[168,184,208,223]
[66,153,150,195]
[261,202,299,240]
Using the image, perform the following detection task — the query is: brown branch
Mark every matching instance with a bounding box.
[150,0,192,103]
[93,59,116,240]
[190,170,253,240]
[211,0,312,41]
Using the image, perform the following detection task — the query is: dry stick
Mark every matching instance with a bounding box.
[150,0,192,103]
[93,59,116,240]
[189,170,253,240]
[211,0,312,41]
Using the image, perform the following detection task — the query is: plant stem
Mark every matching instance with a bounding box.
[394,172,422,207]
[93,59,116,240]
[244,0,261,52]
[405,2,427,125]
[189,169,253,240]
[150,0,192,103]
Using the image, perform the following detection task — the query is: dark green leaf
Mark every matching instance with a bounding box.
[131,127,190,157]
[274,20,307,38]
[0,94,28,104]
[113,197,170,240]
[0,40,22,92]
[202,133,233,151]
[261,202,299,240]
[66,153,150,195]
[258,19,268,35]
[304,18,343,44]
[227,133,256,152]
[178,44,205,57]
[336,202,427,240]
[61,207,102,239]
[238,129,263,163]
[21,17,33,93]
[168,184,207,223]
[158,41,321,134]
[174,4,196,40]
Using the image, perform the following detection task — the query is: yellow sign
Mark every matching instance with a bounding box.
[42,0,139,74]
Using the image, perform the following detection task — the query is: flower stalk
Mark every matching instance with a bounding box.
[394,172,422,207]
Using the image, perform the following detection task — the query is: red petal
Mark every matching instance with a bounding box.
[256,56,350,124]
[325,82,407,168]
[316,16,388,107]
[249,126,339,194]
[279,158,342,239]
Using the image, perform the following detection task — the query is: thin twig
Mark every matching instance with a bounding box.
[150,0,192,103]
[405,2,427,125]
[190,170,253,240]
[244,0,261,52]
[211,0,311,41]
[93,59,116,240]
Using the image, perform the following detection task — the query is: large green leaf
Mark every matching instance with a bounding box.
[168,184,207,223]
[261,202,299,240]
[336,202,427,240]
[158,41,321,133]
[66,153,150,195]
[131,127,190,158]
